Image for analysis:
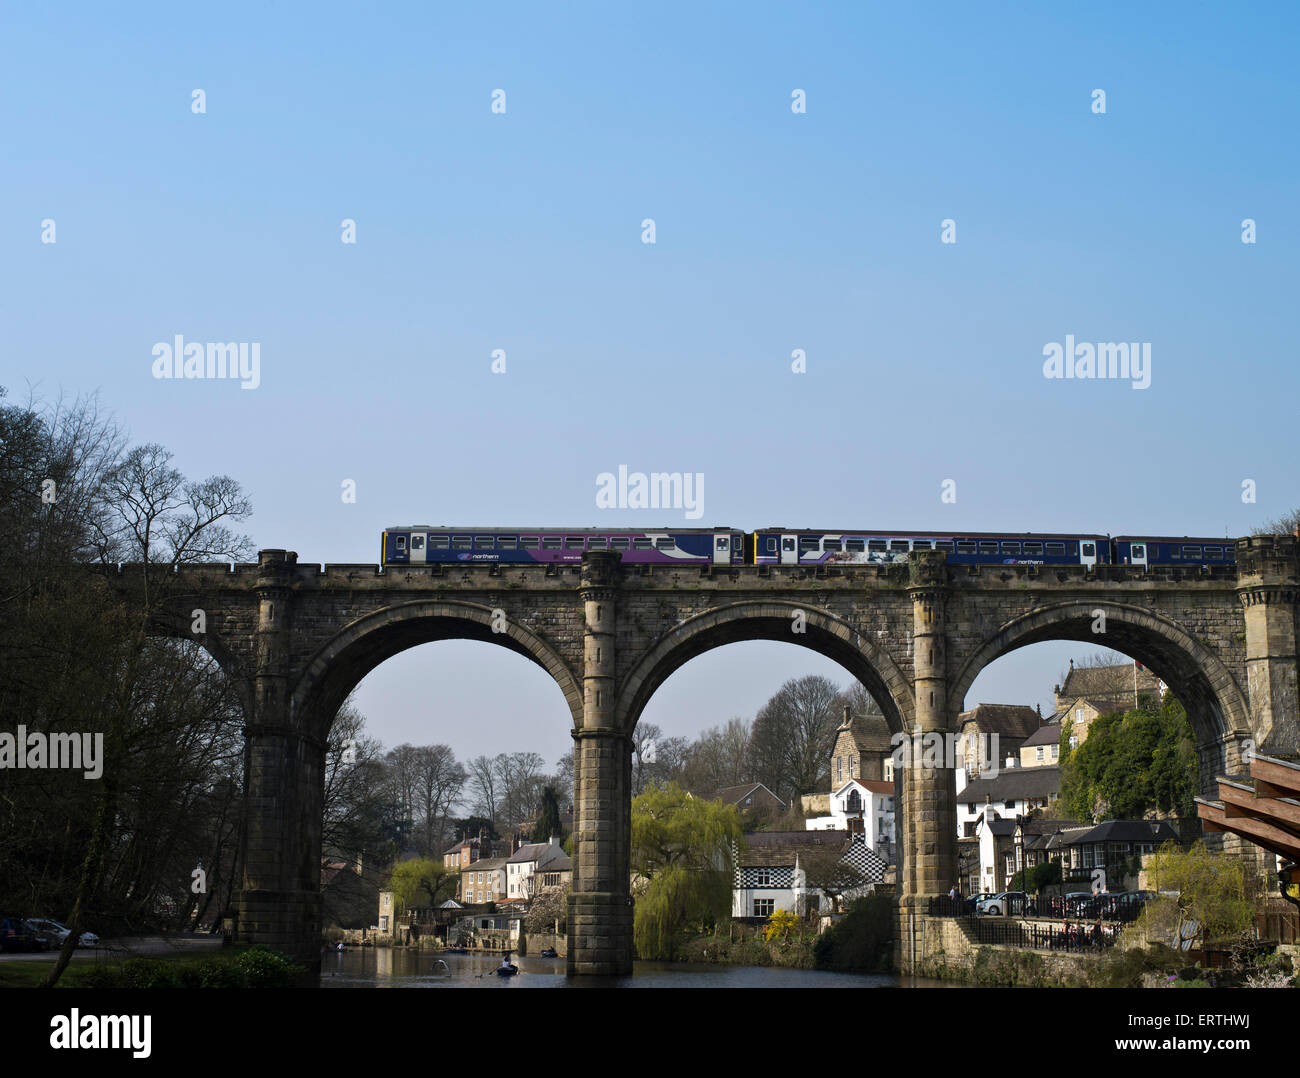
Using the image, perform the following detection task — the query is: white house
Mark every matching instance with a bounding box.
[732,831,888,919]
[505,837,569,900]
[805,778,896,855]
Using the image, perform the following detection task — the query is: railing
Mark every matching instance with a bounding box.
[1037,895,1146,923]
[965,917,1122,951]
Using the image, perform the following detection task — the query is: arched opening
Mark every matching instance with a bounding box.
[280,602,584,969]
[611,605,912,953]
[950,602,1254,896]
[291,600,583,740]
[952,600,1250,796]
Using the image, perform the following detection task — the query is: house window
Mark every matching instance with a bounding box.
[1051,745,1058,759]
[1075,708,1084,723]
[1069,736,1078,750]
[753,899,775,917]
[849,757,855,778]
[1035,747,1044,761]
[836,757,842,781]
[755,868,772,886]
[379,916,389,931]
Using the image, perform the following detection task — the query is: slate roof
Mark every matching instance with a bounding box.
[1058,663,1162,705]
[716,782,786,809]
[1021,724,1062,748]
[736,830,852,868]
[957,704,1043,741]
[957,767,1061,805]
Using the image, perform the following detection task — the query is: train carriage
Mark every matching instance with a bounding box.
[750,530,1111,568]
[382,526,746,566]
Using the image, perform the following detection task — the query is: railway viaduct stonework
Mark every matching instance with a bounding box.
[108,536,1300,978]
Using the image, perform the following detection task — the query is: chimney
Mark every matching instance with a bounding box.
[841,704,851,727]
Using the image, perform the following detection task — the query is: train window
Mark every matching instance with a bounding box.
[1183,546,1202,559]
[411,535,424,550]
[610,537,630,551]
[782,537,796,551]
[956,541,976,554]
[800,536,819,550]
[565,537,585,550]
[890,540,909,552]
[542,537,562,550]
[935,540,954,552]
[498,536,517,549]
[1045,542,1065,555]
[913,540,931,550]
[978,542,998,555]
[868,539,887,552]
[430,535,449,550]
[452,536,471,550]
[521,536,539,550]
[716,537,730,550]
[824,539,842,552]
[475,535,493,548]
[1204,546,1221,559]
[589,537,608,550]
[766,537,777,552]
[396,536,407,551]
[1001,542,1020,554]
[1023,542,1043,555]
[655,537,673,550]
[846,539,865,552]
[634,538,653,550]
[1170,547,1181,558]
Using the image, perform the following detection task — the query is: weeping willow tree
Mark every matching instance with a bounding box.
[631,782,743,960]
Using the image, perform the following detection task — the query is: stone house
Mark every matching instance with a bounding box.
[460,856,508,904]
[955,703,1044,778]
[829,706,893,787]
[805,778,897,859]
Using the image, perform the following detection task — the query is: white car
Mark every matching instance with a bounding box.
[26,918,99,947]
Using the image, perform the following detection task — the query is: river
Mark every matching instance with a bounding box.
[319,947,957,987]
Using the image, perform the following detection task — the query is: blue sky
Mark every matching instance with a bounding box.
[3,3,1296,770]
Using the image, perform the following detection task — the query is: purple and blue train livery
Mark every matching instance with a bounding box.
[381,527,747,566]
[380,527,1237,569]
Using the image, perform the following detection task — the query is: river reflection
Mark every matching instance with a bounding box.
[319,947,956,988]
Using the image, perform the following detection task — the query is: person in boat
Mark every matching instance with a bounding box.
[499,953,517,972]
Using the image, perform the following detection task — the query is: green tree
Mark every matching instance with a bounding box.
[630,783,743,960]
[1059,694,1197,823]
[1136,842,1255,951]
[388,857,457,913]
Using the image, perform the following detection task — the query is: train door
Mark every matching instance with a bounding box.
[409,531,428,564]
[1080,539,1097,568]
[713,532,731,565]
[780,534,798,565]
[1129,542,1148,567]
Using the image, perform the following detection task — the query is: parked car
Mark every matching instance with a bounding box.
[1063,891,1096,916]
[0,917,50,952]
[965,892,998,914]
[982,891,1035,916]
[25,918,99,948]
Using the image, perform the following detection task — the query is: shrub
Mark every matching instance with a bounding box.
[234,946,304,987]
[119,958,180,989]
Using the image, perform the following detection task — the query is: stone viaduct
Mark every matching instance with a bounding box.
[107,536,1300,978]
